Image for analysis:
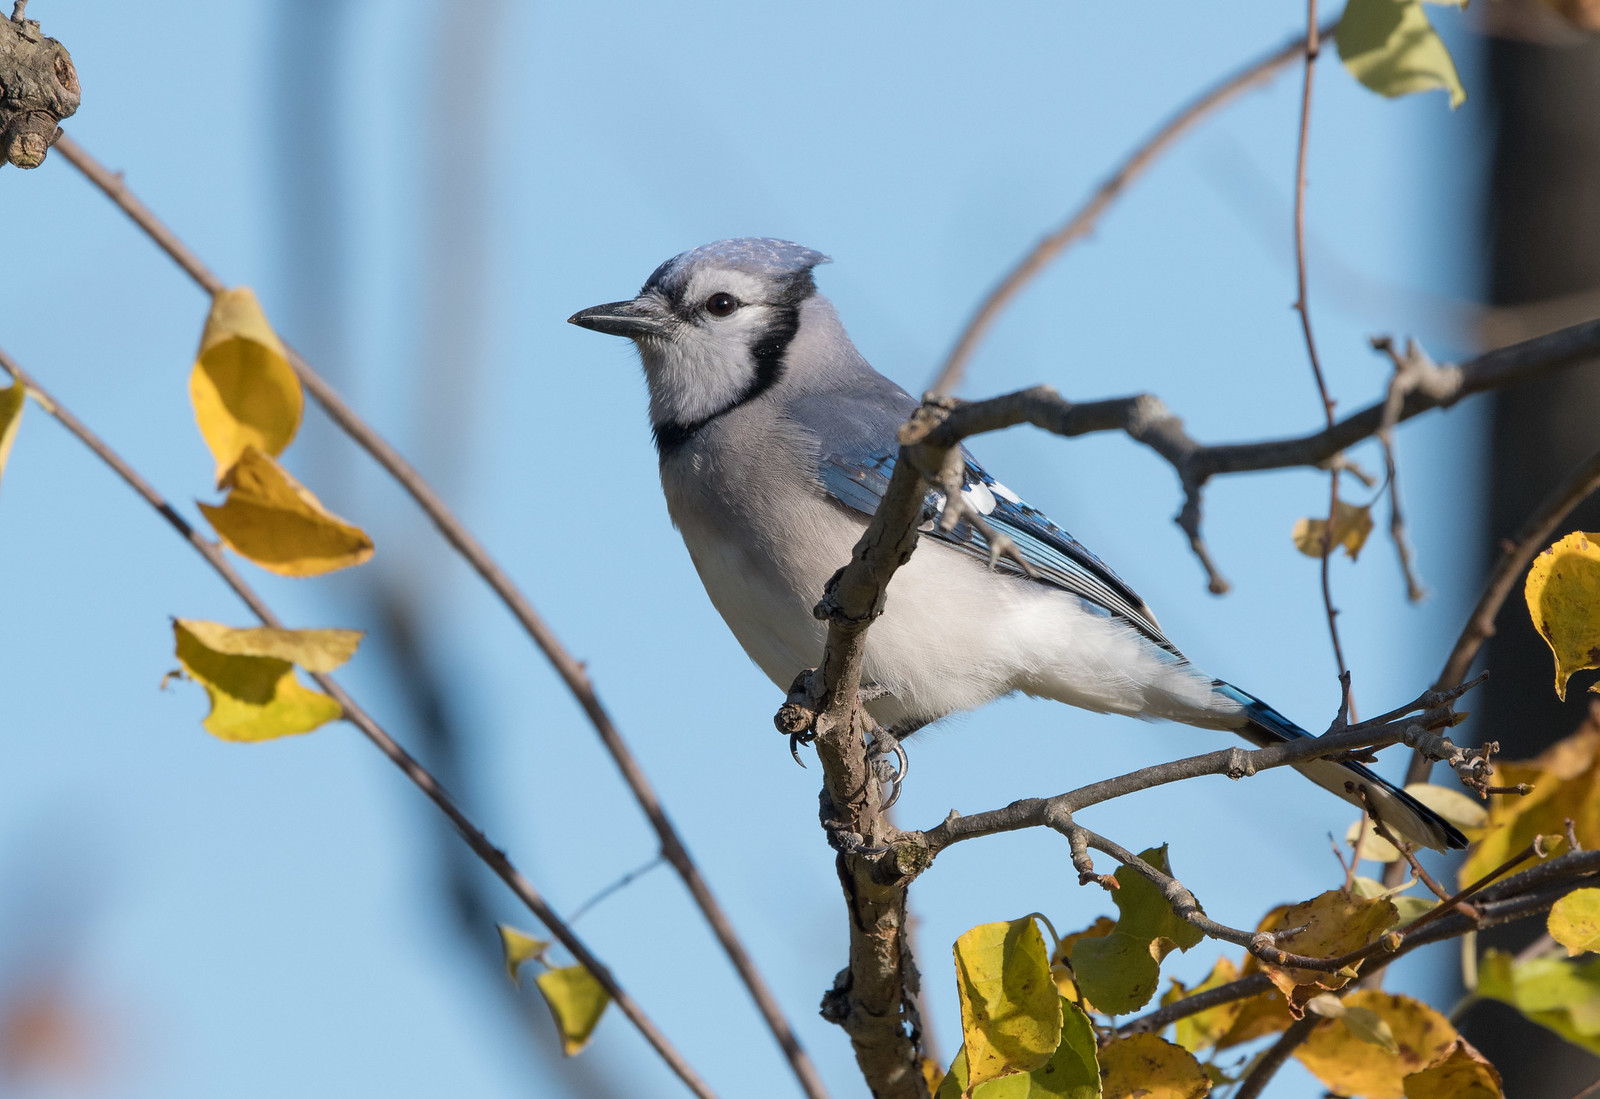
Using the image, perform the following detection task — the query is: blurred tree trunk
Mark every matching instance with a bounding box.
[1459,14,1600,1094]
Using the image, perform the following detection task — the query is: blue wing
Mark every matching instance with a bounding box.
[815,443,1180,656]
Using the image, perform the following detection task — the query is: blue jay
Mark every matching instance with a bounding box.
[570,238,1465,852]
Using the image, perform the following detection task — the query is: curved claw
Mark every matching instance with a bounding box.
[872,737,910,811]
[790,733,809,768]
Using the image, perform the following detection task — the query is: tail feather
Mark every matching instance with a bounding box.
[1219,685,1468,852]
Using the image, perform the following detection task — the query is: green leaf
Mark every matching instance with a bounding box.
[1337,0,1465,109]
[534,965,610,1056]
[172,619,355,741]
[0,377,23,496]
[937,999,1100,1099]
[954,918,1064,1090]
[1069,846,1202,1015]
[497,923,549,986]
[1478,948,1600,1056]
[1550,889,1600,957]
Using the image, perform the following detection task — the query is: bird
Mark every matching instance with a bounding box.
[568,237,1466,852]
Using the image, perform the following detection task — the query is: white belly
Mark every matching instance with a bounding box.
[669,486,1234,734]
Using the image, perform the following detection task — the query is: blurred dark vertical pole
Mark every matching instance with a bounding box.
[270,5,622,1093]
[1458,11,1600,1094]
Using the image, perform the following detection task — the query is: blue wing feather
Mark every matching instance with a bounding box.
[814,444,1179,654]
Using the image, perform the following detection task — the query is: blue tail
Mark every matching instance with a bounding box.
[1218,685,1468,852]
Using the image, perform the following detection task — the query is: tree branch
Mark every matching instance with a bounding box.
[916,681,1484,858]
[49,132,829,1099]
[928,19,1336,396]
[914,316,1600,590]
[0,347,720,1099]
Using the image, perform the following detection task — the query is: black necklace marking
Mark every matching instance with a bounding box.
[652,272,814,456]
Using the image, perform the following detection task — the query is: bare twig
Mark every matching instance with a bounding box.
[1289,0,1352,688]
[0,348,719,1099]
[50,132,829,1099]
[568,856,667,926]
[927,19,1337,396]
[1371,337,1433,600]
[1234,1015,1318,1099]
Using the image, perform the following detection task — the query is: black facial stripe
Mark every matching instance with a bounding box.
[653,297,804,456]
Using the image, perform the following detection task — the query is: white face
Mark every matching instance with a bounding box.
[633,266,796,432]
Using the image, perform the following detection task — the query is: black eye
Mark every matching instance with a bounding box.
[705,292,738,317]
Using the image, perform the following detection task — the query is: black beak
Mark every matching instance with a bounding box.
[567,299,665,338]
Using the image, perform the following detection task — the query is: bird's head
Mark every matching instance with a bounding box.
[569,237,830,450]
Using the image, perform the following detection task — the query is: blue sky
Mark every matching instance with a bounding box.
[1,3,1488,1096]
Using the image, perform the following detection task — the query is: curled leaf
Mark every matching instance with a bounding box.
[1525,532,1600,700]
[533,966,609,1056]
[199,447,374,576]
[954,918,1062,1089]
[172,619,358,741]
[1293,499,1374,561]
[1337,0,1466,109]
[497,924,549,987]
[0,378,23,495]
[191,287,302,485]
[1402,1037,1503,1098]
[1262,890,1399,1015]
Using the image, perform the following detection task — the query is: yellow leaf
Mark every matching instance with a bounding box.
[1261,890,1400,1015]
[1347,816,1403,863]
[1402,1037,1504,1099]
[1295,990,1458,1098]
[954,919,1063,1090]
[199,447,374,576]
[1525,532,1600,700]
[172,618,352,741]
[936,1000,1100,1099]
[921,1057,944,1096]
[1550,889,1600,957]
[1163,956,1242,1053]
[1403,782,1488,832]
[1098,1033,1210,1099]
[0,378,23,495]
[497,924,549,987]
[1292,499,1375,561]
[1337,0,1466,109]
[1459,723,1600,887]
[191,287,302,485]
[533,965,609,1056]
[173,619,362,672]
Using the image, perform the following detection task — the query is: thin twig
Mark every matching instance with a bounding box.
[1371,337,1429,600]
[50,132,829,1099]
[0,347,719,1099]
[927,19,1337,396]
[1290,0,1350,690]
[568,856,667,926]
